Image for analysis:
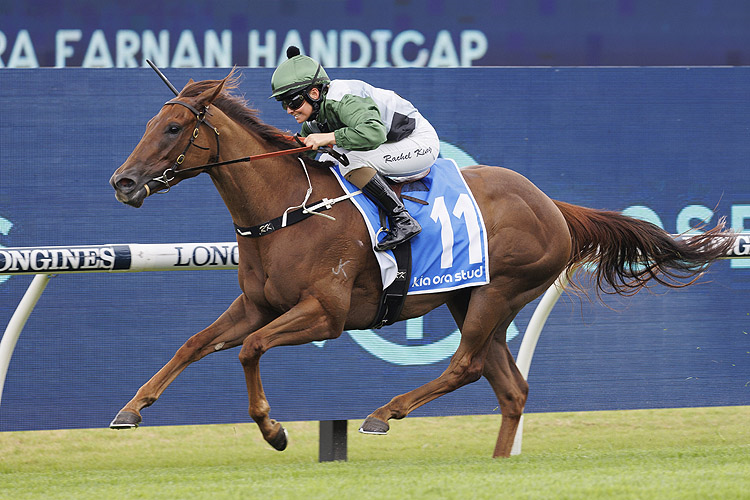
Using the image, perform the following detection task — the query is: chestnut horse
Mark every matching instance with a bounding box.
[110,73,734,458]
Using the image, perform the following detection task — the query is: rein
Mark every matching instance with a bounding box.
[151,97,359,232]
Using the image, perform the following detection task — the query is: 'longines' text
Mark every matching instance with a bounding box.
[0,247,116,272]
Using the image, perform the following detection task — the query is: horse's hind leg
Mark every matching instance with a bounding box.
[359,288,509,435]
[483,334,528,458]
[445,293,528,457]
[110,294,268,429]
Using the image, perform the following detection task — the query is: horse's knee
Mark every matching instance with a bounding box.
[178,330,228,363]
[238,335,264,365]
[173,335,205,362]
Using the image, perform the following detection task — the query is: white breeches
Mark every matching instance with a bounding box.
[322,113,439,180]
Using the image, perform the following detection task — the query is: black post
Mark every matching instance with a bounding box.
[319,420,348,462]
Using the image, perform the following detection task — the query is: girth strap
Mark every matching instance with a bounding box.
[234,199,335,237]
[366,240,412,329]
[233,190,360,237]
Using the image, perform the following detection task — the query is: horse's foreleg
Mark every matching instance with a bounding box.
[238,294,344,451]
[482,335,528,458]
[110,294,267,429]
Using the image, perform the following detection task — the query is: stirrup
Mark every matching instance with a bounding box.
[375,223,421,251]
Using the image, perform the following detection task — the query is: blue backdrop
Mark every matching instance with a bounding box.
[3,1,750,68]
[0,67,748,431]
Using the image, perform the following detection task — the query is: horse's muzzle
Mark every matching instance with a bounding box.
[110,171,149,208]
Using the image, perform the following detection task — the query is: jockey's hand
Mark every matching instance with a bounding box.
[303,132,336,150]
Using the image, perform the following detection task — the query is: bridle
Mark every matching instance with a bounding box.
[141,59,345,197]
[147,99,220,194]
[150,97,358,237]
[146,99,313,196]
[138,61,361,240]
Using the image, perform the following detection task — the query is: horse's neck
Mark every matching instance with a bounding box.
[206,121,326,228]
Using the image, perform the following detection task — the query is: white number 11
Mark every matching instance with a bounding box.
[429,194,482,269]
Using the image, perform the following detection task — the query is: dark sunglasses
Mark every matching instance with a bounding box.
[280,93,307,111]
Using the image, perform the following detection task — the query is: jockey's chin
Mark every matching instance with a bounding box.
[289,110,307,123]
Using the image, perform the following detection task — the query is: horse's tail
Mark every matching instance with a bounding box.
[553,200,735,296]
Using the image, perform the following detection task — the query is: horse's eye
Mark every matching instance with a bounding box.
[166,124,181,135]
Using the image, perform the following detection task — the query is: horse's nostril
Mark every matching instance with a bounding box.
[115,177,135,191]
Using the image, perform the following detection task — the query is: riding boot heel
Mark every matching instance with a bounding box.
[359,173,421,251]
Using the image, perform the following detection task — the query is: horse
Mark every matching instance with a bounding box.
[109,71,735,458]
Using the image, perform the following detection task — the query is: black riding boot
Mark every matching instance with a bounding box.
[361,173,422,251]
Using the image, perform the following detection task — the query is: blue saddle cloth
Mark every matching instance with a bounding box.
[330,158,489,294]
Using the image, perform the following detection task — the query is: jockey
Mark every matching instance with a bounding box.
[271,46,440,251]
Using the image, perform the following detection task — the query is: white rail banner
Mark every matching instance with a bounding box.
[0,242,240,275]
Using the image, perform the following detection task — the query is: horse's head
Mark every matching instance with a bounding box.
[110,76,228,207]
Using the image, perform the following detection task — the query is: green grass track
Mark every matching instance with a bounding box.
[1,406,748,499]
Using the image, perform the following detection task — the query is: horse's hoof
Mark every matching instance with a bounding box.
[268,425,288,451]
[109,410,141,429]
[358,416,389,435]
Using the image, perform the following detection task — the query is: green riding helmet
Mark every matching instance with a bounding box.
[270,46,330,100]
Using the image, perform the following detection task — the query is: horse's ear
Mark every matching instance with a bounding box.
[196,78,226,107]
[180,79,195,92]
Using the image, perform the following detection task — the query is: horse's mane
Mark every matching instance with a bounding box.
[177,70,305,155]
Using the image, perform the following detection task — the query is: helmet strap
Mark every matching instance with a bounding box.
[304,79,327,121]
